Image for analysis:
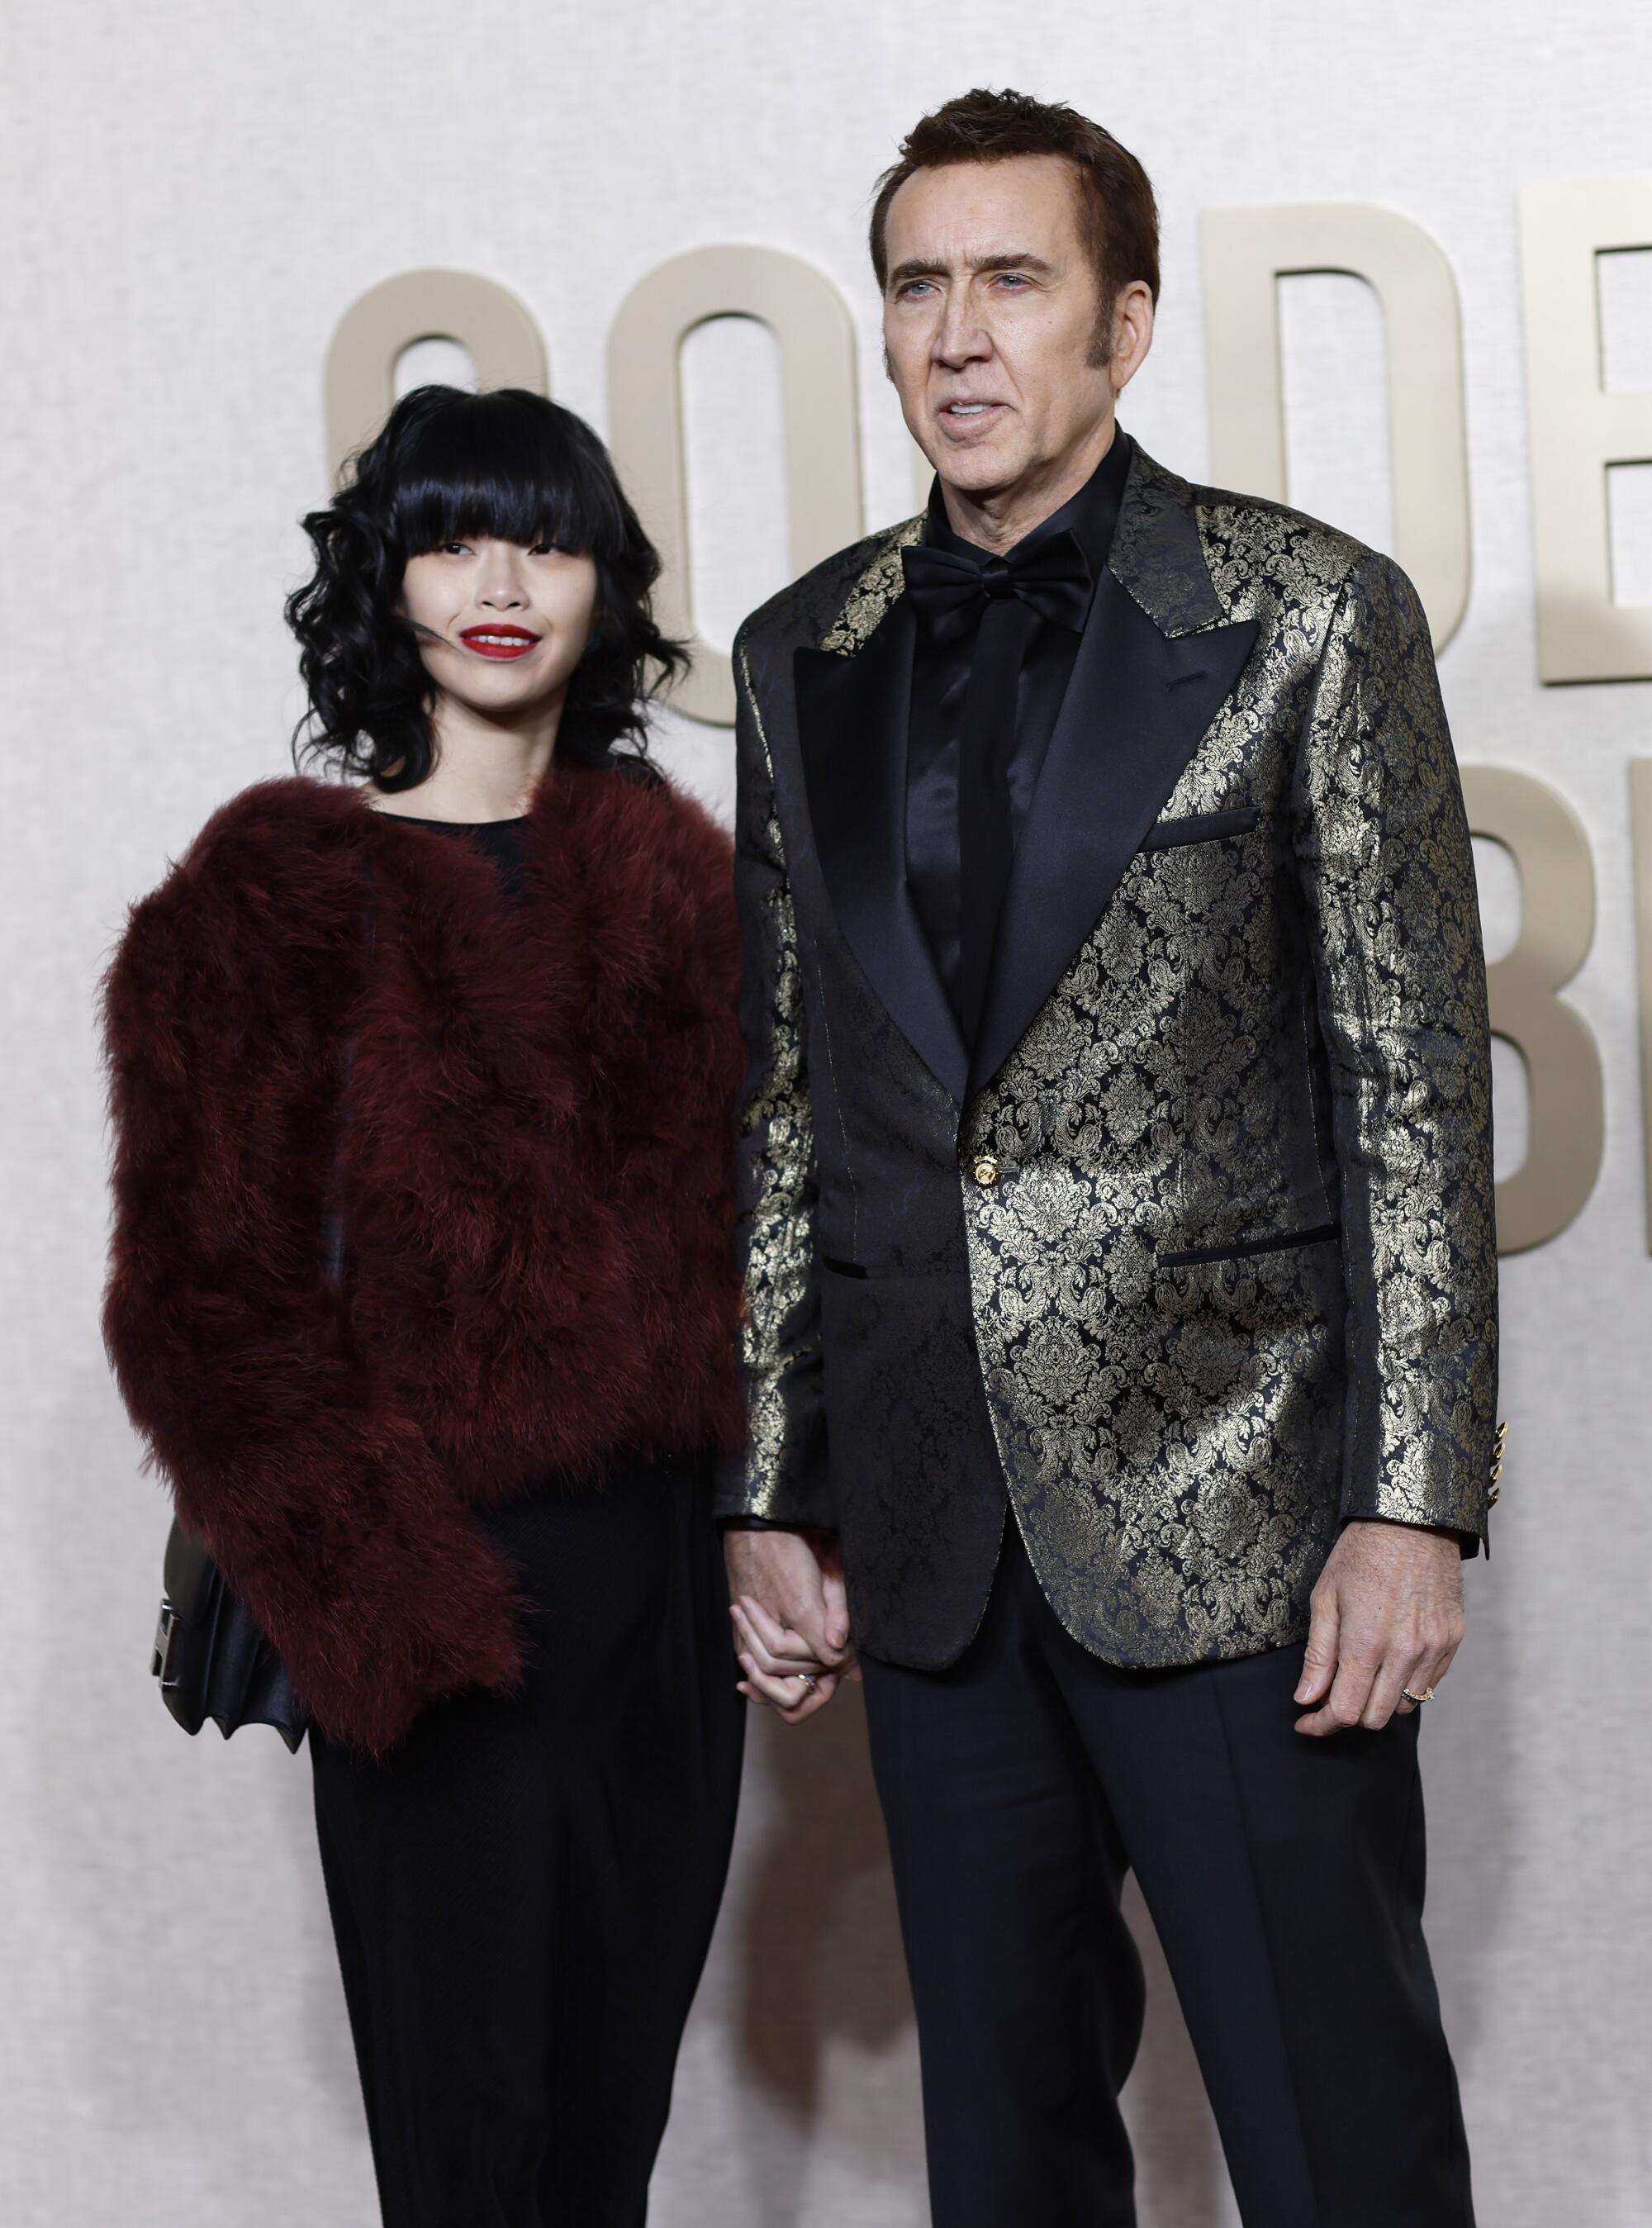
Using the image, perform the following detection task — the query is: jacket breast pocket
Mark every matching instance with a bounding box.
[1153,1222,1345,1350]
[1139,805,1260,853]
[1158,1219,1339,1271]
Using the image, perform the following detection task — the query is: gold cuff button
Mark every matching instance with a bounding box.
[972,1155,1001,1188]
[1488,1486,1502,1506]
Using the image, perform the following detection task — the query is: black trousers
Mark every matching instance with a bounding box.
[310,1456,744,2228]
[861,1522,1474,2228]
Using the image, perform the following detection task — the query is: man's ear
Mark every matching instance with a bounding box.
[1110,280,1156,393]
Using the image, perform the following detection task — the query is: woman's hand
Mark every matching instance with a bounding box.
[724,1527,858,1724]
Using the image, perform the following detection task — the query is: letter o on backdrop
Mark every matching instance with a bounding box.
[324,268,549,486]
[608,246,864,726]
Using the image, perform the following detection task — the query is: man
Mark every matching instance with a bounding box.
[719,85,1498,2228]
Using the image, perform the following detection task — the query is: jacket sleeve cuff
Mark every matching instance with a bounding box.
[717,1513,838,1535]
[1340,1508,1485,1560]
[1340,1466,1492,1556]
[712,1447,836,1531]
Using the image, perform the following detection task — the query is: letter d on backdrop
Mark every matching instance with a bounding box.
[1201,203,1470,653]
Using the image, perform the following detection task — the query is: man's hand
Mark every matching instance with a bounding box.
[724,1526,857,1725]
[1294,1519,1465,1736]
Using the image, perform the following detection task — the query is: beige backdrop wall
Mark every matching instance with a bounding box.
[4,2,1650,2222]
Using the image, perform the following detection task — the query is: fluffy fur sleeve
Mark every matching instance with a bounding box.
[570,771,752,1443]
[617,776,747,1440]
[100,785,523,1754]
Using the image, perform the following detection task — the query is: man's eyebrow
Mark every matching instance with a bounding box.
[886,250,1056,287]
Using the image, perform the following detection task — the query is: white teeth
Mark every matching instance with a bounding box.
[948,404,990,416]
[472,634,532,645]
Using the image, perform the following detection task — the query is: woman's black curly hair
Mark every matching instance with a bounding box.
[286,384,686,785]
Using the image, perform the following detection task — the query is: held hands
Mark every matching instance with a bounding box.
[724,1526,858,1725]
[725,1516,1465,1732]
[1294,1518,1465,1736]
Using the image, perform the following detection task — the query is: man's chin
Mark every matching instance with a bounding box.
[932,438,1028,502]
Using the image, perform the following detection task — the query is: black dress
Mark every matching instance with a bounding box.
[309,814,744,2228]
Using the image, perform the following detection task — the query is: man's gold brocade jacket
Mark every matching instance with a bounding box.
[714,443,1499,1674]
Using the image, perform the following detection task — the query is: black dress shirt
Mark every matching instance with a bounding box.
[905,431,1133,1036]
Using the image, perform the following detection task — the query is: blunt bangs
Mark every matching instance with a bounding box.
[287,384,686,787]
[390,387,628,562]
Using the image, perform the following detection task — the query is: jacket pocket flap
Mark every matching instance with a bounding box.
[1140,805,1260,853]
[1158,1220,1340,1270]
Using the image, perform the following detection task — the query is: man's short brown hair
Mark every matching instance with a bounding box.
[869,86,1161,313]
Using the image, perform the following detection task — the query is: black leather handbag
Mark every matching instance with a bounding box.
[151,1518,308,1751]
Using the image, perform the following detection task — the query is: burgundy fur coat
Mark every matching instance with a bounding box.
[103,765,746,1753]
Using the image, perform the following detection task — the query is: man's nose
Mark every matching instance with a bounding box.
[933,293,990,368]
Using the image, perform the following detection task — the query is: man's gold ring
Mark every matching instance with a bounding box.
[1402,1685,1436,1706]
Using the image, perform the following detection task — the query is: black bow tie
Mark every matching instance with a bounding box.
[902,528,1093,647]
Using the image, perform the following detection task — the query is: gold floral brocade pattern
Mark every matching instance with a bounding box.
[719,449,1498,1669]
[957,504,1495,1663]
[723,643,832,1524]
[819,516,925,657]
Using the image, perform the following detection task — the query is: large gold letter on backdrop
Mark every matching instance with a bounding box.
[324,270,548,485]
[608,247,863,727]
[1520,177,1652,682]
[1627,761,1652,1247]
[1201,204,1470,653]
[1462,767,1603,1253]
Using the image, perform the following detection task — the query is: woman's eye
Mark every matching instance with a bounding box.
[442,541,470,556]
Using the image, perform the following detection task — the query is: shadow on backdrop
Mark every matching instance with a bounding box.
[728,1688,918,2224]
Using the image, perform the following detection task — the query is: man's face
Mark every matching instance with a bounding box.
[881,154,1136,511]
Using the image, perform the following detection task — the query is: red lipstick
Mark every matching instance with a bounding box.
[458,625,540,661]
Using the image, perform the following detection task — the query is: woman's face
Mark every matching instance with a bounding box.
[401,537,600,728]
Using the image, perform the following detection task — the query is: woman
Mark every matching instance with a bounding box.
[102,385,747,2226]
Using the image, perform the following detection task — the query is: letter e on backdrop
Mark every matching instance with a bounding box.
[1521,177,1652,682]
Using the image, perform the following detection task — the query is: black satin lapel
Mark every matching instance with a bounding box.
[970,572,1260,1094]
[795,610,970,1102]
